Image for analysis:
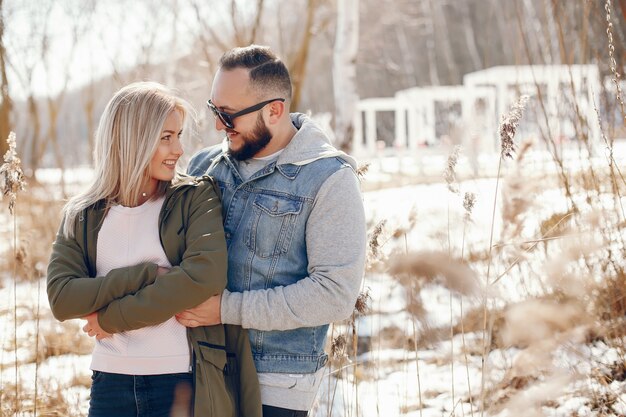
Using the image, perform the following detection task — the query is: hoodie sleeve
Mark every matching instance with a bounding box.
[97,181,228,333]
[220,166,367,330]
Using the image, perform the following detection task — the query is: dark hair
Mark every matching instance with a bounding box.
[219,45,292,100]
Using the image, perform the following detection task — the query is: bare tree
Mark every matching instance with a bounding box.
[189,0,266,55]
[185,0,268,112]
[248,0,266,45]
[288,0,318,111]
[432,1,459,84]
[81,70,97,161]
[333,0,359,150]
[134,2,166,78]
[418,0,440,85]
[189,0,226,76]
[522,0,551,64]
[459,0,482,70]
[231,0,266,46]
[36,2,91,188]
[544,0,562,62]
[395,25,418,86]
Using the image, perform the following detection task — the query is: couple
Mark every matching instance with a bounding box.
[46,45,367,417]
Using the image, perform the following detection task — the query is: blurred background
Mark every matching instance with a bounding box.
[1,0,625,176]
[2,1,626,416]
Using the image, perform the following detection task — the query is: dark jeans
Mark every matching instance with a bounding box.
[262,404,308,417]
[88,371,192,417]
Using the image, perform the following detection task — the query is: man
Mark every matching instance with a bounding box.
[180,45,366,417]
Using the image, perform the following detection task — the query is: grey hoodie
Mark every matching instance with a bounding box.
[188,113,367,411]
[219,113,366,332]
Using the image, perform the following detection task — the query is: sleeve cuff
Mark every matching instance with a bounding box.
[220,289,243,326]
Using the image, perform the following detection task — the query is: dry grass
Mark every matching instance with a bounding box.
[498,298,592,349]
[592,269,626,323]
[452,306,504,340]
[1,381,80,417]
[37,323,94,362]
[351,62,626,417]
[486,374,572,416]
[390,251,480,297]
[0,190,64,282]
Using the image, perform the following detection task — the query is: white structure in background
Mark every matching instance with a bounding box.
[352,65,602,161]
[464,65,601,151]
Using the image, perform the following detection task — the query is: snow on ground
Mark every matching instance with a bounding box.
[0,278,93,416]
[311,143,626,417]
[2,143,626,416]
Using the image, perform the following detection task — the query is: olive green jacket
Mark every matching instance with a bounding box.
[47,175,261,417]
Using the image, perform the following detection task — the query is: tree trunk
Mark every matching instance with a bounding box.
[459,0,482,70]
[486,0,511,65]
[27,95,41,172]
[0,0,12,158]
[419,0,440,85]
[333,0,359,151]
[248,0,265,44]
[522,0,550,64]
[289,0,317,111]
[395,25,418,86]
[431,1,459,83]
[545,0,562,63]
[83,83,95,162]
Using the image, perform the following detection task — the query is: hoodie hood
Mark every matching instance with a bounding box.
[219,113,357,169]
[279,113,357,169]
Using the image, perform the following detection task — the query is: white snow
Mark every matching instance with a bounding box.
[2,142,626,416]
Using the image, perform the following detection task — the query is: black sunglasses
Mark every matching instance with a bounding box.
[206,98,285,129]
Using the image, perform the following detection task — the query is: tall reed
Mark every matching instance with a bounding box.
[1,132,26,415]
[480,95,529,416]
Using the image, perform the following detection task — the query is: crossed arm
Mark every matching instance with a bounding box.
[47,182,227,336]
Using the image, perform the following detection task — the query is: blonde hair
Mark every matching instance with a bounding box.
[62,81,193,237]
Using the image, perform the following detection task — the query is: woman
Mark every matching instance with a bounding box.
[47,82,261,417]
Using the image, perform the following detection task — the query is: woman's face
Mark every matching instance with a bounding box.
[149,110,184,183]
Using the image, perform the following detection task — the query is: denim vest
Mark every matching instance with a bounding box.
[188,146,349,373]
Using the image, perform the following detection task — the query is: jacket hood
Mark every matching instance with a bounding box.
[218,113,357,169]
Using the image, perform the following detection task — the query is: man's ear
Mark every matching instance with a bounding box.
[267,100,286,125]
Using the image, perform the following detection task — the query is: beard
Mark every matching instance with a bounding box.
[228,113,272,161]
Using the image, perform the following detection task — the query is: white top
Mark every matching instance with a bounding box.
[90,196,190,375]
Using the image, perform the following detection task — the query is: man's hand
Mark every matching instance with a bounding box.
[175,294,222,327]
[82,312,112,340]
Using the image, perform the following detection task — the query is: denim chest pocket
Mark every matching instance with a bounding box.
[246,194,303,258]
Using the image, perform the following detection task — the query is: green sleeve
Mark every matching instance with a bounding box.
[46,220,159,321]
[97,181,227,333]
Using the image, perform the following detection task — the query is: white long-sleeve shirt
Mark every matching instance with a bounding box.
[90,196,190,375]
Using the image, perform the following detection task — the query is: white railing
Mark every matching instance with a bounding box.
[352,65,603,160]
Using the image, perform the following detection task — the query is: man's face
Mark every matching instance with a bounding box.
[210,68,273,160]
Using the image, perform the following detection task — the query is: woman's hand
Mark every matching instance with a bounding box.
[82,312,113,340]
[175,294,222,327]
